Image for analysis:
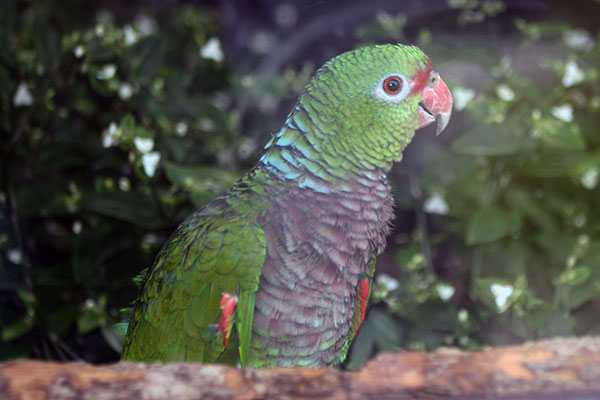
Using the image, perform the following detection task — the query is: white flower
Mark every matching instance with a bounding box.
[562,60,584,87]
[119,177,131,191]
[142,152,161,177]
[96,64,117,80]
[563,29,594,51]
[457,309,469,323]
[423,194,449,215]
[376,273,400,291]
[175,121,188,137]
[134,15,157,35]
[74,45,85,58]
[452,86,476,111]
[581,168,599,189]
[123,25,139,46]
[578,234,590,246]
[13,82,33,106]
[490,283,513,311]
[551,104,573,122]
[7,248,22,265]
[200,38,224,62]
[119,82,134,100]
[95,23,105,37]
[72,220,82,234]
[436,282,455,301]
[102,121,120,148]
[102,135,116,148]
[134,137,154,153]
[495,84,515,102]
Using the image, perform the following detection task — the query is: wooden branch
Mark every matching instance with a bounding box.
[1,337,600,399]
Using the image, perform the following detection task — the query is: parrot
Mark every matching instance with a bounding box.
[121,43,452,368]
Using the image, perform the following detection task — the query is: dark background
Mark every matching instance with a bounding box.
[1,0,599,367]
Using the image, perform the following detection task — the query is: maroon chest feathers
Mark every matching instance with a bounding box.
[247,173,394,367]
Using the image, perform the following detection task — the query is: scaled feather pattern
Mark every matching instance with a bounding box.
[122,44,453,368]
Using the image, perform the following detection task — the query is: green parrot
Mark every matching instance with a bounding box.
[122,44,452,368]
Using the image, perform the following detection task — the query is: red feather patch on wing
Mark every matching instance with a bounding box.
[218,293,238,346]
[354,278,370,335]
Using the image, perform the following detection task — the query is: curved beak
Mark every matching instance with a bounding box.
[418,72,453,135]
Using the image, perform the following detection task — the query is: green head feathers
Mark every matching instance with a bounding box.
[264,44,452,176]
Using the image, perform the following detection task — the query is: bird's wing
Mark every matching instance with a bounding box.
[122,207,266,366]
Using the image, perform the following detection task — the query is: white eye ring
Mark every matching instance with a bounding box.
[374,74,410,102]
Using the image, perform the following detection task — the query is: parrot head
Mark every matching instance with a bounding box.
[296,44,452,167]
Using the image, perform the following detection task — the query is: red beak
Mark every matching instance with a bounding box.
[418,72,452,135]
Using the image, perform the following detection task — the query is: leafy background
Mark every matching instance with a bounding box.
[1,0,599,367]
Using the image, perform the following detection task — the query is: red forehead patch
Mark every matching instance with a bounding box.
[410,58,433,95]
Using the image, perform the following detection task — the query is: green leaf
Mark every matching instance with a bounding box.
[109,322,129,352]
[80,191,166,230]
[78,309,102,335]
[466,205,521,245]
[505,189,557,232]
[163,161,238,190]
[77,295,107,335]
[35,143,93,172]
[163,161,239,207]
[36,264,76,287]
[77,309,102,335]
[519,151,582,177]
[101,325,124,354]
[369,308,403,350]
[33,17,61,72]
[399,301,461,332]
[344,317,374,370]
[533,118,585,151]
[558,265,591,286]
[527,303,575,337]
[555,260,600,310]
[45,304,78,338]
[120,113,136,138]
[86,38,116,62]
[451,121,530,156]
[1,317,34,342]
[405,327,447,350]
[534,232,576,264]
[127,36,163,85]
[160,94,231,133]
[420,143,480,187]
[423,41,500,67]
[72,230,125,284]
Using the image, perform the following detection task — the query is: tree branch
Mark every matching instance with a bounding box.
[1,337,600,399]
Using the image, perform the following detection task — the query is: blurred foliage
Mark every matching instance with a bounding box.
[1,0,600,367]
[0,0,240,362]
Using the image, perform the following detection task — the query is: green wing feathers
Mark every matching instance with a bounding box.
[122,209,266,365]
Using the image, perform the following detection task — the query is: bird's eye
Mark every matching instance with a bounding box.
[383,76,403,95]
[375,74,409,102]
